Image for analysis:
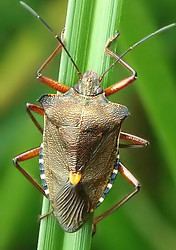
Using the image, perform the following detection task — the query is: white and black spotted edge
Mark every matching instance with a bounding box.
[96,153,120,208]
[39,143,49,196]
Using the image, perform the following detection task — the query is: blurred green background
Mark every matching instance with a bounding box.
[0,0,176,249]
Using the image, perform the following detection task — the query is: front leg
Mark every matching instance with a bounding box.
[36,29,70,93]
[104,33,137,96]
[36,43,70,93]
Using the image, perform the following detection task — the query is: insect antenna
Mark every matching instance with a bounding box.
[20,1,82,77]
[100,23,176,81]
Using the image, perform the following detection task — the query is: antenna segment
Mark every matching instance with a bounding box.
[20,1,81,76]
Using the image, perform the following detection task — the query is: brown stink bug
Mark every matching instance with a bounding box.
[13,2,176,232]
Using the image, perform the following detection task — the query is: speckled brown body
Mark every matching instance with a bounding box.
[39,77,128,232]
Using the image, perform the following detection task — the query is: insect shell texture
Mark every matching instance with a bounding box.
[39,72,129,232]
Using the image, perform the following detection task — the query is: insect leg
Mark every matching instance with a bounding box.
[37,43,62,75]
[93,162,140,226]
[36,42,70,93]
[13,147,47,197]
[104,33,137,96]
[39,209,54,221]
[120,131,149,148]
[26,103,44,133]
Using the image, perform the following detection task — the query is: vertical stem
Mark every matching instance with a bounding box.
[60,0,123,250]
[37,0,123,249]
[37,198,64,250]
[62,214,93,250]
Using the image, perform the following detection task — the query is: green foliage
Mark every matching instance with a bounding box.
[0,0,176,250]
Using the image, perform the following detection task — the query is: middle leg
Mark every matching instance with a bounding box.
[26,103,44,133]
[13,146,47,197]
[120,131,149,148]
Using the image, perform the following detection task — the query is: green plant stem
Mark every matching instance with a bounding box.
[37,0,123,249]
[37,198,64,250]
[62,214,93,250]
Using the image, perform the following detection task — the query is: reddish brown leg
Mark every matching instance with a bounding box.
[94,162,140,226]
[38,43,63,74]
[26,103,44,133]
[13,147,47,197]
[36,43,69,93]
[104,33,137,96]
[120,132,149,148]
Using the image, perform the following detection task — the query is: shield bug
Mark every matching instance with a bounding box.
[13,2,176,232]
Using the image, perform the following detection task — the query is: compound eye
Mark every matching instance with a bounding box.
[95,87,103,95]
